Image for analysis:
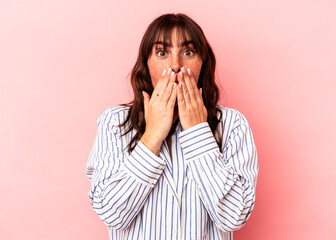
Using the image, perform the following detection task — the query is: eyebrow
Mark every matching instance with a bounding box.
[153,40,195,48]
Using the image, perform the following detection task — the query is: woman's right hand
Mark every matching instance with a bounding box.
[141,68,177,155]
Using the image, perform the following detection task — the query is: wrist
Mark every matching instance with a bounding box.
[181,120,207,131]
[140,131,163,156]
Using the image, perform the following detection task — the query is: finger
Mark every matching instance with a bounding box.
[186,68,198,89]
[177,83,186,110]
[152,68,171,98]
[162,71,176,102]
[187,68,204,103]
[167,83,178,109]
[142,91,150,119]
[182,67,197,101]
[177,70,191,104]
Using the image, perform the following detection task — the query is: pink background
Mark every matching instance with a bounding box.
[1,0,335,239]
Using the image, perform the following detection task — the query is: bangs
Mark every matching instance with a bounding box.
[153,26,188,47]
[143,15,207,60]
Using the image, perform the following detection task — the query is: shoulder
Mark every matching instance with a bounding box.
[97,104,131,133]
[216,105,249,126]
[216,105,255,150]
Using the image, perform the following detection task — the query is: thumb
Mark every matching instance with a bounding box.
[142,91,150,115]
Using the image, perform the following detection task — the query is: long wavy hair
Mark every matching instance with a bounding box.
[120,13,222,153]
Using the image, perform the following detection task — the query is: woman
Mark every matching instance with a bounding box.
[86,13,258,240]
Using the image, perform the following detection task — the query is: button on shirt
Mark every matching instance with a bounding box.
[86,105,258,240]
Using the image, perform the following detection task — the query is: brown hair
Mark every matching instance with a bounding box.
[121,13,222,153]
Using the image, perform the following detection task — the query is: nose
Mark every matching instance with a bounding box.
[170,53,182,73]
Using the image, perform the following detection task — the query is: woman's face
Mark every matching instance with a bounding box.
[147,28,203,88]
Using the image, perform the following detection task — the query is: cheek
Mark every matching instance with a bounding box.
[190,61,203,83]
[147,60,164,88]
[150,75,159,88]
[149,69,162,88]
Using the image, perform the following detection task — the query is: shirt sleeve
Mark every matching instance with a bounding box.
[86,108,166,230]
[178,109,258,232]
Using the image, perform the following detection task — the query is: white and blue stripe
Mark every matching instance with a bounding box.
[86,105,258,239]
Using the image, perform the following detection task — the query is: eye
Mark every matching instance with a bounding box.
[183,49,195,57]
[156,49,167,57]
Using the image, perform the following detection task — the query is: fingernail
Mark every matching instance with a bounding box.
[181,67,186,73]
[162,69,167,76]
[167,68,172,74]
[187,68,191,75]
[174,83,177,88]
[171,71,175,77]
[179,71,183,77]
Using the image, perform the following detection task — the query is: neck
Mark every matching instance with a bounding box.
[167,106,179,137]
[173,106,178,123]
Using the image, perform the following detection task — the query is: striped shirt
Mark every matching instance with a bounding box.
[86,105,258,240]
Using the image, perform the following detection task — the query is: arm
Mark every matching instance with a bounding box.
[86,108,166,230]
[87,69,176,230]
[176,67,258,232]
[178,110,258,232]
[86,69,177,230]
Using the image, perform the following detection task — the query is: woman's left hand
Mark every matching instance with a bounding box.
[177,67,207,130]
